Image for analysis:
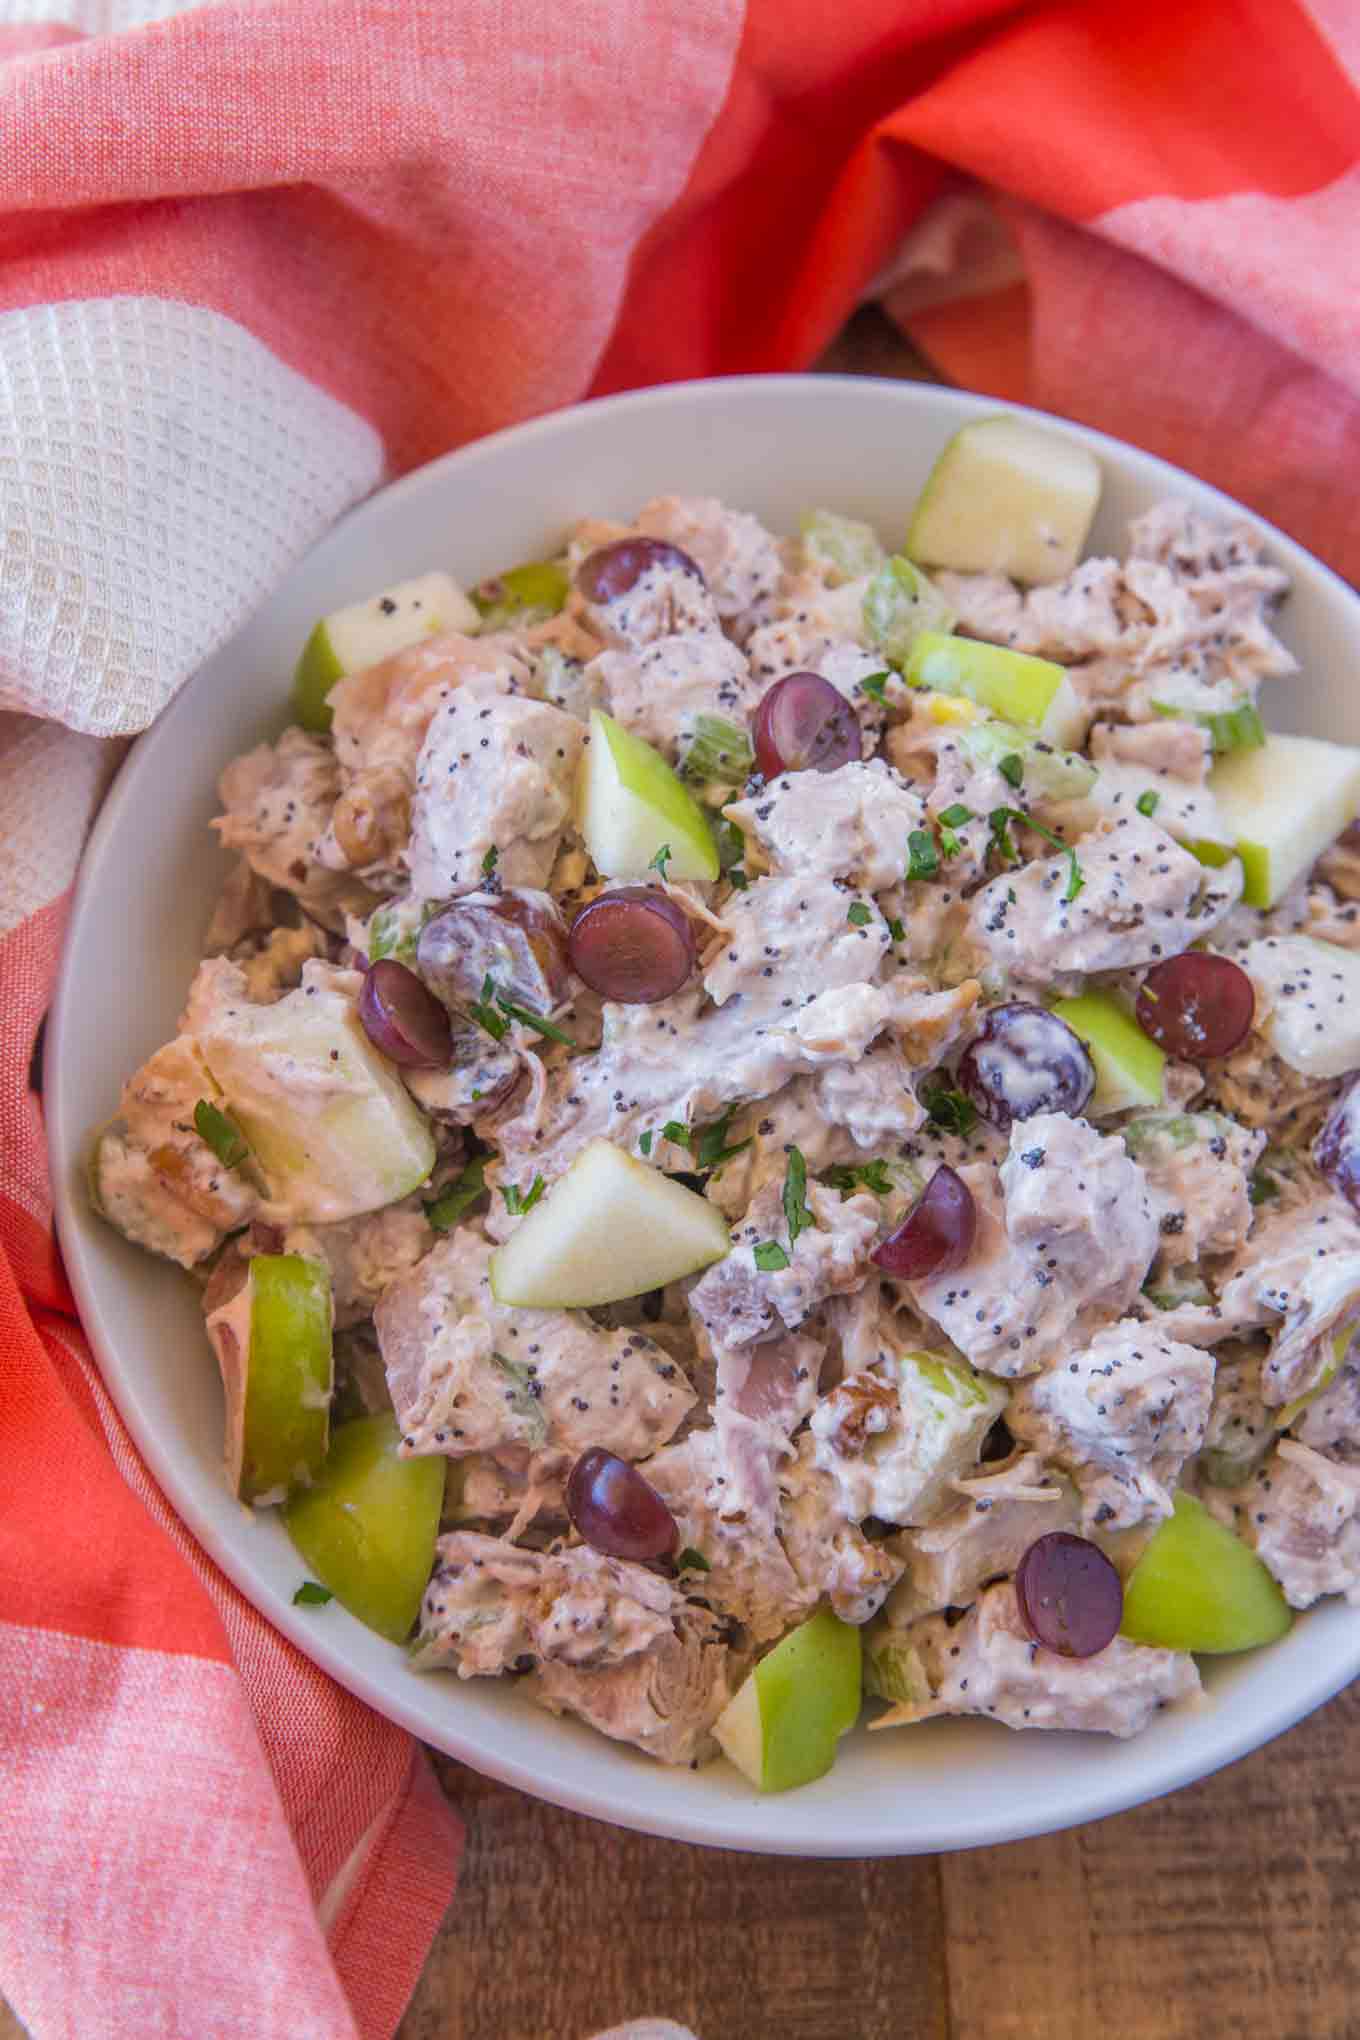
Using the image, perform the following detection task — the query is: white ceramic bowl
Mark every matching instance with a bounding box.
[49,375,1360,1855]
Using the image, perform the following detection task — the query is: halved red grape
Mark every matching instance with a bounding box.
[358,959,453,1067]
[751,672,861,779]
[576,537,704,603]
[566,1447,679,1562]
[417,891,569,1014]
[872,1164,976,1279]
[1135,951,1255,1061]
[1316,1078,1360,1215]
[957,1002,1095,1131]
[1015,1532,1123,1659]
[568,887,696,1003]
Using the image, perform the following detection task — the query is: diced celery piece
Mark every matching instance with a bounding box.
[863,556,957,669]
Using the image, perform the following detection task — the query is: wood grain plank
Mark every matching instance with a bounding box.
[398,1761,948,2040]
[940,1682,1360,2040]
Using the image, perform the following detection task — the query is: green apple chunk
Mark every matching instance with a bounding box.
[1120,1492,1292,1654]
[489,1138,730,1308]
[470,558,570,631]
[196,971,435,1223]
[713,1606,862,1793]
[210,1253,333,1504]
[580,709,720,881]
[1052,990,1165,1115]
[903,632,1085,749]
[283,1412,445,1642]
[292,571,480,732]
[1208,732,1360,908]
[906,415,1101,584]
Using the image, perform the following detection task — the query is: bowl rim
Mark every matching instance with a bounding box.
[48,371,1360,1856]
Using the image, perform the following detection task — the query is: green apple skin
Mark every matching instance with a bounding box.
[290,571,479,733]
[1052,990,1165,1115]
[292,622,347,734]
[234,1253,334,1504]
[713,1606,862,1793]
[1119,1492,1292,1654]
[906,415,1101,584]
[581,710,720,882]
[489,1138,730,1309]
[903,633,1084,746]
[282,1412,445,1643]
[1208,732,1360,908]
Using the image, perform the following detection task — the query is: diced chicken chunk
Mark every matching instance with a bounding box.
[967,814,1242,979]
[1209,1441,1360,1609]
[413,1532,737,1763]
[327,633,532,781]
[1214,1189,1360,1405]
[909,1116,1158,1377]
[1124,1110,1265,1276]
[702,874,890,1018]
[406,690,584,900]
[1198,1339,1274,1487]
[724,759,926,891]
[688,1180,879,1349]
[375,1229,693,1460]
[778,1434,906,1627]
[636,495,783,632]
[215,727,376,930]
[590,632,759,760]
[808,1350,1007,1526]
[92,1034,261,1267]
[1009,1319,1214,1532]
[868,1581,1200,1736]
[882,1452,1079,1626]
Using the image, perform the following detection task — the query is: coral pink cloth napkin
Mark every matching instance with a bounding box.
[2,1,1356,2033]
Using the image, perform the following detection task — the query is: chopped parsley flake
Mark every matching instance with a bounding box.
[639,1130,654,1157]
[988,806,1084,905]
[469,973,510,1042]
[753,1240,791,1273]
[906,828,940,881]
[783,1145,814,1245]
[822,1158,894,1196]
[425,1156,488,1231]
[1249,1169,1280,1207]
[857,672,891,706]
[887,917,907,943]
[998,753,1025,788]
[484,979,576,1046]
[481,843,499,876]
[648,843,673,881]
[694,1107,753,1173]
[1136,789,1161,817]
[921,1082,978,1137]
[938,803,973,829]
[675,1546,711,1573]
[293,1581,333,1606]
[847,901,873,926]
[193,1099,250,1170]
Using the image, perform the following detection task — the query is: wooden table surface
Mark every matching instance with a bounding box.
[8,312,1359,2040]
